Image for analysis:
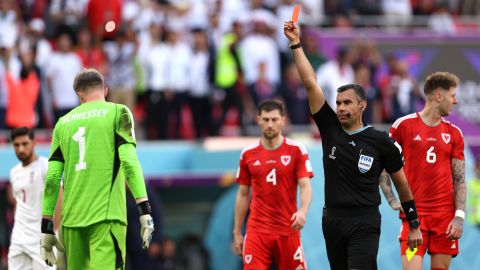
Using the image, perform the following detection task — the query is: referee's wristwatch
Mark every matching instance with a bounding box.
[408,219,420,229]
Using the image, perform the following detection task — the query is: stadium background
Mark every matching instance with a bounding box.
[1,0,480,269]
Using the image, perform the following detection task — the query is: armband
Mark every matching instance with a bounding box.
[137,201,152,216]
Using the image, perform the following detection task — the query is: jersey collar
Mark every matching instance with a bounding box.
[344,125,372,135]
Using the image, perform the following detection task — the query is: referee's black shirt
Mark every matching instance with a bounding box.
[313,102,404,210]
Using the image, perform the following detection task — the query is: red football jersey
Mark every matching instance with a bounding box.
[236,138,314,235]
[390,113,464,214]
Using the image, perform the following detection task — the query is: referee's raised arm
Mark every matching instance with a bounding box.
[283,20,325,115]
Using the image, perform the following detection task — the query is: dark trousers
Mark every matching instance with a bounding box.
[322,207,381,270]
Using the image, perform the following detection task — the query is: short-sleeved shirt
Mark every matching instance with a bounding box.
[390,113,464,214]
[48,101,136,227]
[10,157,48,245]
[236,138,314,236]
[312,103,404,209]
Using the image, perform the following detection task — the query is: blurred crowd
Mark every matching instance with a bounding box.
[0,0,477,140]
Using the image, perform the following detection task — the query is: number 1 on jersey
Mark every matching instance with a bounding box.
[266,169,277,185]
[72,127,87,171]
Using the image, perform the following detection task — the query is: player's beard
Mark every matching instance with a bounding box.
[17,152,32,163]
[263,129,279,140]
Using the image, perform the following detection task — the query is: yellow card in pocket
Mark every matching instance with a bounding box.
[406,247,417,261]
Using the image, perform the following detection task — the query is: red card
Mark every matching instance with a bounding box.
[291,5,301,22]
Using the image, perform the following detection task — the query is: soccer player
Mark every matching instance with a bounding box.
[8,127,54,270]
[40,69,155,270]
[381,72,465,270]
[233,99,314,269]
[283,20,423,269]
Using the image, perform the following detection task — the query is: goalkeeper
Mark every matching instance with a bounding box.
[40,68,154,270]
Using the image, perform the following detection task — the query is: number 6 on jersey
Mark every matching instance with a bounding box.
[72,127,87,171]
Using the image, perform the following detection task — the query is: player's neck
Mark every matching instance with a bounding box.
[22,153,37,167]
[81,94,105,103]
[261,135,284,150]
[419,105,442,127]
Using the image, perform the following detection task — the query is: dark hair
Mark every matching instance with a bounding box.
[423,72,458,96]
[258,99,285,116]
[337,83,366,102]
[73,69,104,93]
[11,127,34,141]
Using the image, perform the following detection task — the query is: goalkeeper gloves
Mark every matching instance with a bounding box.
[40,219,64,266]
[138,201,155,250]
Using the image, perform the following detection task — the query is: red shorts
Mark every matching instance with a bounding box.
[399,213,459,257]
[242,231,306,270]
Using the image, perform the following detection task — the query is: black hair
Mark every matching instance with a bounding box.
[258,99,286,116]
[337,83,366,102]
[11,127,34,141]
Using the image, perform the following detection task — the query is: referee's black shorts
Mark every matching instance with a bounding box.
[322,206,381,270]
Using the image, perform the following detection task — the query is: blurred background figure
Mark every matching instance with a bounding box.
[316,46,354,110]
[46,32,82,124]
[126,187,164,270]
[468,159,480,229]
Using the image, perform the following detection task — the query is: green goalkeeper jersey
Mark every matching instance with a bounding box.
[43,101,146,227]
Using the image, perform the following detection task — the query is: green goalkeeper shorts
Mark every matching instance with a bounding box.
[63,221,126,270]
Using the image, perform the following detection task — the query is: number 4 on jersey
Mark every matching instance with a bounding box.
[266,169,277,185]
[72,127,87,171]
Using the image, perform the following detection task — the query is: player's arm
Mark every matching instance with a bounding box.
[292,177,311,230]
[379,170,402,211]
[389,168,423,249]
[283,20,325,114]
[233,184,250,256]
[446,158,466,240]
[6,179,15,212]
[116,104,154,249]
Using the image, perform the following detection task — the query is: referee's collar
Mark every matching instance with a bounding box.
[344,125,372,135]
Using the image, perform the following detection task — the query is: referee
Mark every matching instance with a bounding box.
[284,20,423,269]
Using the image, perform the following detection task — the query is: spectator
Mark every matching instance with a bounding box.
[428,4,456,34]
[468,160,480,229]
[75,27,108,75]
[48,0,87,37]
[279,62,309,125]
[188,28,213,139]
[86,0,122,41]
[46,32,82,124]
[212,20,249,136]
[104,27,137,112]
[144,22,169,140]
[5,48,40,128]
[164,26,192,139]
[126,187,164,270]
[389,61,420,120]
[316,46,354,111]
[354,63,381,124]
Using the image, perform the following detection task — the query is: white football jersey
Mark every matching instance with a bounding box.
[9,156,48,244]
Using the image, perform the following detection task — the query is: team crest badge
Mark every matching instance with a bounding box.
[441,133,451,144]
[281,155,291,166]
[244,254,252,264]
[358,154,373,173]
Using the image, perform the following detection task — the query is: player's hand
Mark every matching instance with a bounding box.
[40,233,65,266]
[140,214,155,250]
[446,216,464,240]
[283,20,300,44]
[407,227,423,250]
[233,233,244,257]
[291,210,307,230]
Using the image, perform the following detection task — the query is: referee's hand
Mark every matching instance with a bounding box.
[291,210,307,230]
